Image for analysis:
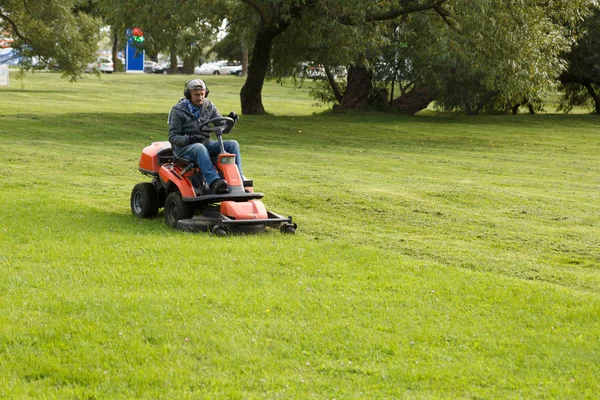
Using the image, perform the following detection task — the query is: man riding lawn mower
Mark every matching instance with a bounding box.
[130,79,296,235]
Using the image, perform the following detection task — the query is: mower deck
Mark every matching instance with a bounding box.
[176,211,295,234]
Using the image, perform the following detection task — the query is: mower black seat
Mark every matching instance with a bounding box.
[173,156,196,169]
[173,155,220,169]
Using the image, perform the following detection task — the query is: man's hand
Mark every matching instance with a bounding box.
[187,135,202,144]
[228,111,239,122]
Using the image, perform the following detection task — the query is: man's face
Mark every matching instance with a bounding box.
[190,89,205,106]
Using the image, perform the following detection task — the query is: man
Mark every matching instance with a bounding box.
[168,79,242,194]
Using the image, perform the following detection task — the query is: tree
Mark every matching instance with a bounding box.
[305,0,598,115]
[0,0,101,80]
[420,0,596,115]
[558,7,600,114]
[237,0,450,115]
[98,0,221,74]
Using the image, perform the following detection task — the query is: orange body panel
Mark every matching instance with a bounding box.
[139,141,172,173]
[218,154,242,187]
[220,200,268,220]
[158,165,196,197]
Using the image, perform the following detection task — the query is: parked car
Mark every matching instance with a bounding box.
[85,57,114,73]
[296,63,346,80]
[227,66,243,76]
[144,61,159,73]
[151,63,169,74]
[333,66,347,78]
[195,61,241,75]
[152,61,184,74]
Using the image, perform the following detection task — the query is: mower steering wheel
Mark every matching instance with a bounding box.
[199,117,235,135]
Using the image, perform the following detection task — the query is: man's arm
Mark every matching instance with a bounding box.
[168,107,193,147]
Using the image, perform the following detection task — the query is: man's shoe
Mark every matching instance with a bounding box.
[210,179,228,194]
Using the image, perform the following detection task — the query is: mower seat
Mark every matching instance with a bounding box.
[173,155,196,169]
[173,155,220,169]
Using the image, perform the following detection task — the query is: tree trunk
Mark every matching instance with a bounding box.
[511,98,535,115]
[390,85,435,115]
[584,83,600,114]
[337,65,374,111]
[560,73,600,114]
[169,48,178,74]
[111,31,120,72]
[324,65,343,102]
[511,102,520,115]
[182,58,194,75]
[240,25,288,114]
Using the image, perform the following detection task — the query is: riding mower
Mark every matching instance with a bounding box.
[130,117,297,235]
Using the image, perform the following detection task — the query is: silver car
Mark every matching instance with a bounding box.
[86,57,114,73]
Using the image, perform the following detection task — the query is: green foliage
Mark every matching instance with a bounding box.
[98,0,222,66]
[1,72,600,397]
[0,0,102,80]
[558,7,600,113]
[211,30,245,62]
[308,78,346,107]
[270,12,362,77]
[398,0,598,114]
[279,0,598,114]
[558,83,599,113]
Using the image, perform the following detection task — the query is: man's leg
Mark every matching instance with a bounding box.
[176,144,220,185]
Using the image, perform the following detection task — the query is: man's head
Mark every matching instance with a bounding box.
[184,79,208,106]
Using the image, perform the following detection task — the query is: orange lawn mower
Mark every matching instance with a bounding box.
[130,117,297,235]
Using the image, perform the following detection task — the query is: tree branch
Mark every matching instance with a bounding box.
[583,82,600,114]
[324,65,343,102]
[239,0,269,24]
[0,11,33,44]
[337,0,450,25]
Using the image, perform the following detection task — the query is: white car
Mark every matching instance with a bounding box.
[144,61,159,73]
[195,61,241,75]
[227,66,243,76]
[86,57,114,73]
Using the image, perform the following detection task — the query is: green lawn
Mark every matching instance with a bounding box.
[1,71,599,398]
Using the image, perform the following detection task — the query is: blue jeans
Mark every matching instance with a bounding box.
[174,140,243,185]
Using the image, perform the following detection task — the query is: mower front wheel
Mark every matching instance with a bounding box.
[281,223,297,234]
[131,182,159,218]
[164,192,194,228]
[211,225,228,236]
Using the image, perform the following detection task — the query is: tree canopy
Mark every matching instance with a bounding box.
[1,0,101,80]
[96,0,223,73]
[280,0,599,114]
[3,0,599,115]
[558,7,600,113]
[236,0,451,114]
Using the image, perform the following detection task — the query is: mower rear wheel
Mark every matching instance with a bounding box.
[164,192,194,228]
[131,182,159,218]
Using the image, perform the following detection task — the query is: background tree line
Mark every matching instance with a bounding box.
[1,0,599,115]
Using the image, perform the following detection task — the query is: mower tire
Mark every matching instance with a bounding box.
[281,223,296,234]
[164,192,194,228]
[211,225,228,236]
[131,182,159,218]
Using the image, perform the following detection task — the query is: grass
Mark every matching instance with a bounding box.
[1,71,599,398]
